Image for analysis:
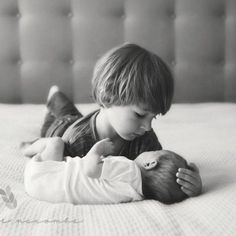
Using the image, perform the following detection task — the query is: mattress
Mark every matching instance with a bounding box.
[0,103,236,236]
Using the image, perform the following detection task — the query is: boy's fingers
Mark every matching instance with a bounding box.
[177,168,198,180]
[177,173,199,186]
[180,187,195,197]
[176,178,195,190]
[177,177,202,196]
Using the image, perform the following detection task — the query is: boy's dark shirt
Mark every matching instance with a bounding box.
[61,110,162,160]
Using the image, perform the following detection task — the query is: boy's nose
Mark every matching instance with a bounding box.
[140,120,152,132]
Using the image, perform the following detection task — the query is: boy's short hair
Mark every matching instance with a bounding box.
[141,151,188,204]
[92,43,174,115]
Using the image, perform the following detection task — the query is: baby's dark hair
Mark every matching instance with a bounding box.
[141,150,189,204]
[92,43,174,115]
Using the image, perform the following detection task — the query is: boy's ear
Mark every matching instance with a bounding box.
[143,160,158,170]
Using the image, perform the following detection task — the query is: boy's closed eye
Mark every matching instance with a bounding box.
[135,112,146,118]
[135,112,158,120]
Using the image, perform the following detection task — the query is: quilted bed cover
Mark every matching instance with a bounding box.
[0,103,235,236]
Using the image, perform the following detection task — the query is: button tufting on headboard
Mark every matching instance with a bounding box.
[0,0,235,103]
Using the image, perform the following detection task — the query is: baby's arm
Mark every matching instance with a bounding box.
[23,137,65,162]
[39,137,65,162]
[22,138,49,157]
[82,138,114,178]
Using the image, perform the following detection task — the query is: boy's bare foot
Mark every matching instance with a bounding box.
[47,85,59,103]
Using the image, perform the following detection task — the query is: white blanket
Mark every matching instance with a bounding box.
[0,103,236,236]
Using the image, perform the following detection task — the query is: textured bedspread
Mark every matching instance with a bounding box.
[0,103,236,236]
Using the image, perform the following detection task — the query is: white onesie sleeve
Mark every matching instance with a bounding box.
[24,156,68,203]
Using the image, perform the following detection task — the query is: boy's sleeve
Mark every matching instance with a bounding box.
[142,129,162,151]
[128,129,162,160]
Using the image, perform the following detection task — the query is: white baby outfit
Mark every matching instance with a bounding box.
[24,156,143,204]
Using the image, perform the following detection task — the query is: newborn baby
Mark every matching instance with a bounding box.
[23,137,189,204]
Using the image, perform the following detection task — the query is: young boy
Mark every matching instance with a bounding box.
[29,43,202,197]
[24,137,189,204]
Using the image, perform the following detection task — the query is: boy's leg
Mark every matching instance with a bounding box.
[40,137,65,161]
[47,89,82,118]
[41,112,56,137]
[41,86,83,137]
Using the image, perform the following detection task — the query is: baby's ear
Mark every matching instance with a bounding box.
[143,160,158,170]
[33,154,42,162]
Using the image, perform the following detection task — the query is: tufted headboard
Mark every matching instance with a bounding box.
[0,0,235,103]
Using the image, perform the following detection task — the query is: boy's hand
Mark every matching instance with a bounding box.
[176,163,202,197]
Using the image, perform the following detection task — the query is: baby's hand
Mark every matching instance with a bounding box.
[82,139,114,178]
[90,138,115,157]
[176,163,202,197]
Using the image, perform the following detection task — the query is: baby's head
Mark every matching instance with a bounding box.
[92,43,174,115]
[135,150,189,204]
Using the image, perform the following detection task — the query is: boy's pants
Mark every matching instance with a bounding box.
[41,91,83,138]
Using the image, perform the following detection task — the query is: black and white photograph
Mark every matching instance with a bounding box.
[0,0,235,235]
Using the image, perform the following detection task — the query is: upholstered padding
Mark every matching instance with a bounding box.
[0,0,235,103]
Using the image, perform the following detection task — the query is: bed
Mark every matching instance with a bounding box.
[0,103,236,236]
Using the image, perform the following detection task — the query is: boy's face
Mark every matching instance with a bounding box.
[105,104,157,140]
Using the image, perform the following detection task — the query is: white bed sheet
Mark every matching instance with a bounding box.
[0,103,236,236]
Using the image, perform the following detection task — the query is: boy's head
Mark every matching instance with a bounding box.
[92,43,174,115]
[135,150,189,204]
